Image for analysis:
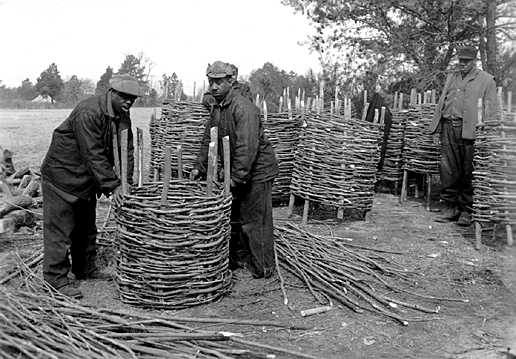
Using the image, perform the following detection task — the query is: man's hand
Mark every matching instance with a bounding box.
[112,186,124,208]
[432,133,440,146]
[190,169,201,181]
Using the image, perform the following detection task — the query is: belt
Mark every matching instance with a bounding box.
[442,117,463,126]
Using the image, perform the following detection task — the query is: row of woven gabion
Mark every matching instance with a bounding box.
[377,109,410,182]
[263,111,303,203]
[402,104,440,175]
[114,181,232,308]
[149,101,210,179]
[290,112,380,211]
[473,108,516,225]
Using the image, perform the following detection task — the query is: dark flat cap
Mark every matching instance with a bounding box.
[206,61,233,79]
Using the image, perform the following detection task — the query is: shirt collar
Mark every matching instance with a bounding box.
[219,88,237,108]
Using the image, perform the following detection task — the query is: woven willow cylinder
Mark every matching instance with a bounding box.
[114,181,232,308]
[150,101,210,179]
[263,111,303,203]
[402,104,440,174]
[290,113,380,212]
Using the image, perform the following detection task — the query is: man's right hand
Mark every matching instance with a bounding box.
[190,169,201,181]
[112,186,124,207]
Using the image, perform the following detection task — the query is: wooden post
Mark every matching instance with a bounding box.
[361,102,370,122]
[206,142,216,196]
[176,145,183,180]
[417,93,422,106]
[380,106,386,125]
[431,89,436,104]
[400,169,408,203]
[475,98,484,249]
[255,93,260,107]
[223,136,231,196]
[363,90,367,107]
[137,128,144,186]
[410,88,416,106]
[426,174,432,211]
[112,122,120,177]
[302,199,310,225]
[502,107,514,246]
[508,91,512,112]
[210,127,218,182]
[263,101,268,123]
[279,96,283,113]
[193,81,197,101]
[373,108,379,124]
[319,80,324,112]
[393,91,398,110]
[161,146,172,205]
[287,194,295,217]
[399,93,404,110]
[120,129,129,195]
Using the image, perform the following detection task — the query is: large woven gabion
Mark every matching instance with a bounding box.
[402,104,440,174]
[377,109,409,182]
[114,181,232,308]
[290,112,380,212]
[263,111,303,203]
[150,101,210,179]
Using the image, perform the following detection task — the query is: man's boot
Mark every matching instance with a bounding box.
[436,205,461,222]
[75,269,112,281]
[456,211,472,226]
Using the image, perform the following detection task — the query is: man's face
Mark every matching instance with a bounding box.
[209,77,233,101]
[457,57,475,76]
[112,90,137,114]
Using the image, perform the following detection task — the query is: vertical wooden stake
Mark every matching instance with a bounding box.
[399,93,404,110]
[287,194,295,217]
[361,102,370,122]
[279,96,283,113]
[176,145,183,180]
[380,106,386,125]
[400,169,408,203]
[206,142,215,196]
[302,199,310,225]
[417,93,422,106]
[223,136,231,196]
[475,222,482,250]
[210,127,218,182]
[363,90,367,107]
[137,128,144,186]
[255,93,260,107]
[120,129,129,195]
[161,146,172,205]
[394,91,399,109]
[373,108,379,124]
[112,122,120,177]
[426,174,432,211]
[506,225,514,246]
[193,81,197,101]
[431,89,436,104]
[263,101,268,122]
[508,91,512,112]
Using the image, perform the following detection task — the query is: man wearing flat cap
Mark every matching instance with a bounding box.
[192,61,279,278]
[431,46,497,226]
[41,73,142,298]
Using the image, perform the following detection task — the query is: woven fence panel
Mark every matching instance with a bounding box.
[150,101,210,179]
[263,111,303,203]
[290,113,380,211]
[114,181,232,308]
[402,104,440,174]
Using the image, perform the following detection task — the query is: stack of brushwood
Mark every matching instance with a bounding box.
[114,180,232,308]
[402,104,440,174]
[263,111,303,203]
[377,109,409,182]
[290,112,380,215]
[274,223,467,325]
[150,101,209,179]
[0,155,42,234]
[0,267,315,359]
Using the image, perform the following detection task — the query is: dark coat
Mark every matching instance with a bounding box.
[196,89,278,184]
[41,93,133,199]
[365,92,393,171]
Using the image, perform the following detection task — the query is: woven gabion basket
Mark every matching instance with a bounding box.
[114,181,232,308]
[402,104,440,174]
[290,112,380,212]
[377,109,409,182]
[263,111,303,203]
[150,101,210,179]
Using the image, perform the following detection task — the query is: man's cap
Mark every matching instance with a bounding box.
[229,63,238,79]
[109,74,143,97]
[457,46,477,60]
[206,61,233,79]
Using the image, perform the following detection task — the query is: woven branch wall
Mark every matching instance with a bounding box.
[377,109,409,182]
[290,113,380,212]
[473,108,516,225]
[402,104,440,174]
[150,101,210,179]
[263,111,303,203]
[114,181,232,308]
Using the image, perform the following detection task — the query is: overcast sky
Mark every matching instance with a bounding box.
[0,0,321,94]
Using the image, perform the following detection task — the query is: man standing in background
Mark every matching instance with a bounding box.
[430,46,497,226]
[41,74,141,298]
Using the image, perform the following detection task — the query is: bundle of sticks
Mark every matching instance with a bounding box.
[402,104,440,174]
[263,109,303,203]
[290,113,380,213]
[150,101,210,179]
[0,264,316,359]
[274,223,467,326]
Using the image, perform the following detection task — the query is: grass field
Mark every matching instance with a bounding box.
[0,107,158,170]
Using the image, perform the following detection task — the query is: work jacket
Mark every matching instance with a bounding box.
[196,88,278,185]
[430,68,497,139]
[41,92,134,199]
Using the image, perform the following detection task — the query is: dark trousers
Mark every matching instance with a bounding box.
[43,181,98,288]
[439,119,474,212]
[230,180,275,278]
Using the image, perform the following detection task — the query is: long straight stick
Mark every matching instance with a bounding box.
[120,129,128,195]
[112,122,120,177]
[161,147,172,205]
[223,136,230,195]
[210,127,218,182]
[206,142,215,196]
[137,128,143,186]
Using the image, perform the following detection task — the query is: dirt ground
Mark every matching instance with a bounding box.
[1,193,516,359]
